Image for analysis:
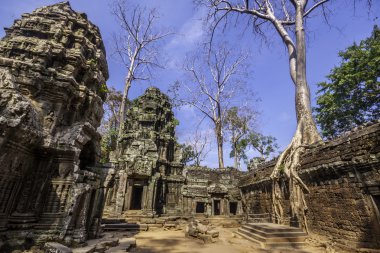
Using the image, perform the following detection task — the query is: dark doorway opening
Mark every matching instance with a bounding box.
[372,195,380,224]
[196,202,205,213]
[130,186,143,210]
[213,200,220,215]
[79,141,96,170]
[373,195,380,212]
[230,202,238,215]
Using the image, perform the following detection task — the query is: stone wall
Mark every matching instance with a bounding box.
[240,121,380,250]
[182,167,244,217]
[0,2,109,246]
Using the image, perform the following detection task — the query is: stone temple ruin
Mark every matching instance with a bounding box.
[105,87,185,217]
[103,87,243,219]
[0,2,108,245]
[0,2,379,253]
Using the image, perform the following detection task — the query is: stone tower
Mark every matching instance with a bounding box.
[0,2,109,245]
[105,87,185,217]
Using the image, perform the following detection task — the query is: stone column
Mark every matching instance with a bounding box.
[72,192,91,243]
[145,175,159,216]
[115,171,127,214]
[142,184,147,210]
[123,180,131,211]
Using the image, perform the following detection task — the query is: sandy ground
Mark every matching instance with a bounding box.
[132,227,256,253]
[118,227,327,253]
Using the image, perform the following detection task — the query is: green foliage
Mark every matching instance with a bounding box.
[100,128,118,163]
[224,106,256,168]
[245,132,279,160]
[278,164,285,174]
[173,118,180,127]
[179,144,196,165]
[314,26,380,138]
[99,83,108,93]
[229,138,248,163]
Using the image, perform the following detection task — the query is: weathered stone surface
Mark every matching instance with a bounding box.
[185,219,219,243]
[0,1,109,248]
[105,87,185,217]
[44,242,73,253]
[240,121,380,251]
[182,167,243,216]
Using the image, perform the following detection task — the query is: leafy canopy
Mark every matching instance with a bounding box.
[179,144,197,165]
[246,132,279,160]
[314,26,380,138]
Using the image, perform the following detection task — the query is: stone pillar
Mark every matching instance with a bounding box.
[142,184,148,210]
[125,180,133,211]
[115,171,127,214]
[72,192,91,243]
[145,175,159,216]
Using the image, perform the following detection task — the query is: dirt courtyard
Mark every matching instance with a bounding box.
[119,227,326,253]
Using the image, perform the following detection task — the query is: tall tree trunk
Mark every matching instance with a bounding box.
[233,142,238,169]
[117,80,131,141]
[216,123,224,168]
[271,1,322,229]
[117,48,138,143]
[294,2,321,144]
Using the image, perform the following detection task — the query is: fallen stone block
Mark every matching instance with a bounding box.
[44,242,73,253]
[206,230,219,238]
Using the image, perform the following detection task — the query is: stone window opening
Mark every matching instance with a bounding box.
[229,202,238,215]
[196,202,205,214]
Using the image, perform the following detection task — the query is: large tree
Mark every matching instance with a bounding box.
[111,0,171,139]
[181,130,211,167]
[315,25,380,138]
[198,0,332,229]
[170,44,249,168]
[246,131,279,160]
[224,106,257,169]
[99,87,123,162]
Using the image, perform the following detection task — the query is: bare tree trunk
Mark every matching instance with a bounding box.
[233,141,238,169]
[216,123,224,168]
[117,79,131,140]
[294,3,321,144]
[271,1,322,230]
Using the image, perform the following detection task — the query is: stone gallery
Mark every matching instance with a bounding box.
[0,2,379,253]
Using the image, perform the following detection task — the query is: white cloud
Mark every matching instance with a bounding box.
[164,8,206,69]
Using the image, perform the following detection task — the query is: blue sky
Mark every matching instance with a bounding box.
[0,0,378,168]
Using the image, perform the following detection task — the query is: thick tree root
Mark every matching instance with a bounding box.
[270,118,320,232]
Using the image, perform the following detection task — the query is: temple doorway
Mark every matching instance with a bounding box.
[79,141,96,170]
[213,200,220,215]
[229,202,237,215]
[130,186,143,210]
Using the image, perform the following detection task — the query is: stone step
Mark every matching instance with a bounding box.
[236,229,306,249]
[234,230,264,247]
[238,228,306,243]
[241,224,307,238]
[248,218,271,223]
[247,222,305,233]
[103,223,148,231]
[235,223,307,249]
[102,218,127,224]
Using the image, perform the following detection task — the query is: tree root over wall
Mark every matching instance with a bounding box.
[270,118,321,233]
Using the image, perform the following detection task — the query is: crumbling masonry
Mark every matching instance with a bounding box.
[104,87,243,218]
[0,2,379,252]
[0,2,109,244]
